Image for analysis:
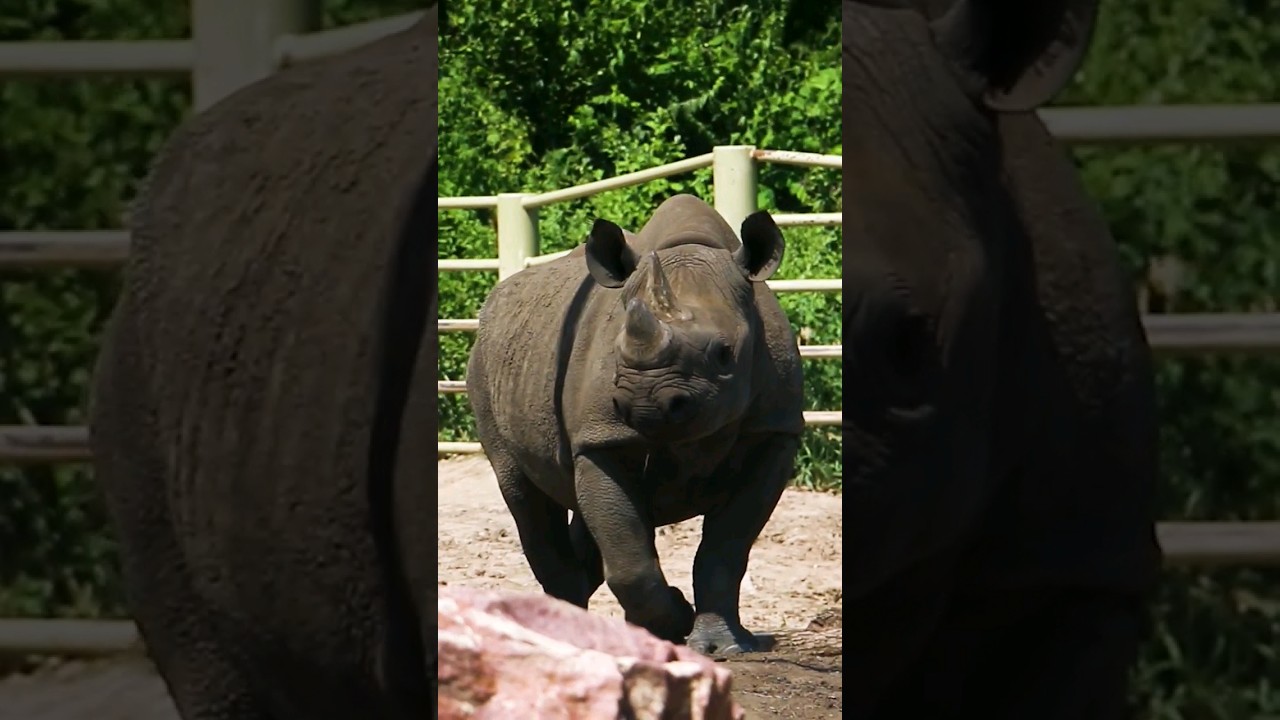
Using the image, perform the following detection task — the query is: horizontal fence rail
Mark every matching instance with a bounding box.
[441,313,1280,349]
[523,153,716,209]
[0,10,425,78]
[0,40,195,76]
[0,230,130,268]
[1040,104,1280,144]
[1142,313,1280,353]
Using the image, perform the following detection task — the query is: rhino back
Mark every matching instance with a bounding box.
[95,16,434,713]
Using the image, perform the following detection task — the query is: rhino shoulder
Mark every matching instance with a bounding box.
[741,287,806,436]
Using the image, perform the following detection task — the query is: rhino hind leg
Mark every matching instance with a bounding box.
[90,314,272,720]
[488,451,595,607]
[688,433,798,655]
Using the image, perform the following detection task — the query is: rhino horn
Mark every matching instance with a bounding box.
[644,252,690,321]
[623,297,672,361]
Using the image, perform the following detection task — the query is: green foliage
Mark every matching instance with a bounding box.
[438,0,843,491]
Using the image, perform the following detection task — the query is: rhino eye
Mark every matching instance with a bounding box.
[709,340,734,370]
[887,314,930,379]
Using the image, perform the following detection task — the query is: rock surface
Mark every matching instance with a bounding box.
[438,586,745,719]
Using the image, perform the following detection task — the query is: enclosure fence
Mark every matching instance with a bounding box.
[436,144,843,455]
[1,0,1279,656]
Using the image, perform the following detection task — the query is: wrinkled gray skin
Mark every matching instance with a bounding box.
[844,0,1162,717]
[89,10,438,720]
[466,194,804,654]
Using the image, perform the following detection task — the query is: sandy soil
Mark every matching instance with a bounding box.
[437,456,844,719]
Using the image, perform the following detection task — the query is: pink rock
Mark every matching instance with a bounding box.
[438,586,745,720]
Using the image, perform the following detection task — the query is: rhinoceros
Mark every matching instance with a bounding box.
[842,0,1162,717]
[466,194,805,654]
[88,9,438,720]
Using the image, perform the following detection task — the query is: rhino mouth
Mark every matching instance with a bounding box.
[613,389,700,440]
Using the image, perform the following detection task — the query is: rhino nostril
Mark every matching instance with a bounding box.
[663,392,693,422]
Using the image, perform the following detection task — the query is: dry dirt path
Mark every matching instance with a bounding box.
[437,456,844,718]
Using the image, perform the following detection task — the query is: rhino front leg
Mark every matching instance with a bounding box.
[689,433,799,655]
[574,452,695,643]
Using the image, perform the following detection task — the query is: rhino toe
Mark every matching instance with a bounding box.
[686,613,763,656]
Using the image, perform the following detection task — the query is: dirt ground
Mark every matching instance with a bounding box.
[437,456,844,719]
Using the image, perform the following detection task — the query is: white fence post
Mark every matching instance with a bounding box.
[712,145,758,239]
[496,193,539,280]
[190,0,317,111]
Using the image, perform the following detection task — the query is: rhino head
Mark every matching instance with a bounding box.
[582,198,785,442]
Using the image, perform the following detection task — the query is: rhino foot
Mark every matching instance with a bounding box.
[627,585,695,644]
[686,613,761,656]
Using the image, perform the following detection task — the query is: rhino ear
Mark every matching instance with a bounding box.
[585,219,638,289]
[931,0,1100,112]
[734,211,785,282]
